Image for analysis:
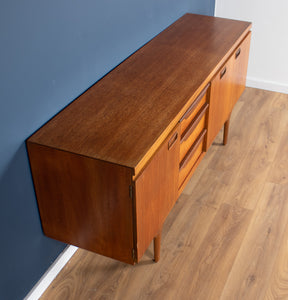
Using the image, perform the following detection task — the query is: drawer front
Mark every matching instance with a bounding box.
[180,83,210,136]
[178,129,206,188]
[179,103,208,162]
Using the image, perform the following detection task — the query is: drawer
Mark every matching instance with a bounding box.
[180,83,210,136]
[178,129,206,188]
[179,103,209,162]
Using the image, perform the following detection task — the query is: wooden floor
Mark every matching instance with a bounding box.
[41,88,288,300]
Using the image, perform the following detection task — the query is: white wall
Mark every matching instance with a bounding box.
[215,0,288,94]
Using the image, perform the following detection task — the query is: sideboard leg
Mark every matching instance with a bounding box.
[223,117,230,145]
[153,232,161,262]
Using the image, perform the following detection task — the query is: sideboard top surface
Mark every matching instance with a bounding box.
[28,14,251,170]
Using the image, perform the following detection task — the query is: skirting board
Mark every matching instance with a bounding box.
[24,245,78,300]
[246,76,288,94]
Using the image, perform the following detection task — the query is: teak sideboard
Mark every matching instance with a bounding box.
[27,14,252,264]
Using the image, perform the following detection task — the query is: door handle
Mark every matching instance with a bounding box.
[235,48,241,59]
[220,67,227,79]
[168,132,178,150]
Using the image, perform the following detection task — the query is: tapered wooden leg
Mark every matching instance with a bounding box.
[223,117,230,145]
[153,232,161,262]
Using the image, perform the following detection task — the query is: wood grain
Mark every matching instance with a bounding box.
[207,32,251,148]
[180,84,209,135]
[183,203,252,300]
[28,14,251,175]
[264,189,288,299]
[178,130,205,189]
[230,31,252,107]
[153,232,161,262]
[26,14,252,267]
[223,117,230,145]
[220,183,288,300]
[208,88,272,175]
[27,143,135,264]
[266,93,288,185]
[221,91,286,209]
[179,104,208,162]
[134,125,180,261]
[41,88,288,300]
[207,52,235,147]
[129,200,218,300]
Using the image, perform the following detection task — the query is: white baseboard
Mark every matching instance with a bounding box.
[246,76,288,94]
[24,245,78,300]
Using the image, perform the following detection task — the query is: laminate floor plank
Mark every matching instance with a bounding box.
[177,203,252,300]
[220,183,288,300]
[267,95,288,185]
[182,96,245,196]
[182,88,245,196]
[113,201,217,300]
[182,144,219,195]
[222,91,287,209]
[183,167,232,209]
[41,195,218,300]
[264,190,288,299]
[208,89,275,173]
[41,88,288,300]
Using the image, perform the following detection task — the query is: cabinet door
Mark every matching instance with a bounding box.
[231,32,251,107]
[207,32,251,147]
[134,125,180,261]
[207,56,234,147]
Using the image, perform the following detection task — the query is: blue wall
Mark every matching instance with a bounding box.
[190,0,215,15]
[0,1,214,299]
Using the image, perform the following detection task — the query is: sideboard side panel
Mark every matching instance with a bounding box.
[27,142,135,264]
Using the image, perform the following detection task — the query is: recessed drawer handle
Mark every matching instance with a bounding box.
[180,83,210,122]
[220,67,227,79]
[168,132,178,150]
[179,129,207,171]
[179,129,206,170]
[181,103,209,143]
[235,48,241,59]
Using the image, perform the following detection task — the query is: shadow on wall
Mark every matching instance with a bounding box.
[0,142,65,299]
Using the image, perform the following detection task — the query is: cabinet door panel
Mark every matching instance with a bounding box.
[134,125,180,261]
[231,32,251,107]
[207,32,251,147]
[207,57,234,147]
